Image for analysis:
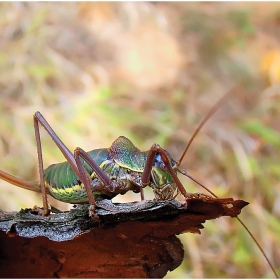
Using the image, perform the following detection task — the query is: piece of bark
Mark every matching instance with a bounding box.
[0,194,248,278]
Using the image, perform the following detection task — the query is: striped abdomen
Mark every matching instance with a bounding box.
[43,148,112,203]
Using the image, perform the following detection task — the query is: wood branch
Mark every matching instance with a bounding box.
[0,194,248,278]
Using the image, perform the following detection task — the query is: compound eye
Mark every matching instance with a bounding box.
[154,153,161,166]
[154,153,169,171]
[160,162,167,171]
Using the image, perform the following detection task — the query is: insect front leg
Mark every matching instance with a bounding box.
[141,144,191,200]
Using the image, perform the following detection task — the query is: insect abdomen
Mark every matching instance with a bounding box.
[43,148,109,203]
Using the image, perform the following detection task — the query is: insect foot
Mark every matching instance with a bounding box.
[88,204,100,222]
[31,205,50,216]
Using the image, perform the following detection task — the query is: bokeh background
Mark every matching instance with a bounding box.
[0,2,280,278]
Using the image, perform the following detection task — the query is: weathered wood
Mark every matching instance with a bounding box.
[0,195,248,278]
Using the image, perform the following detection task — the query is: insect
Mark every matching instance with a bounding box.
[0,113,192,219]
[0,85,278,278]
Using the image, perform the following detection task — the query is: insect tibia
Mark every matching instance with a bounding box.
[0,170,41,193]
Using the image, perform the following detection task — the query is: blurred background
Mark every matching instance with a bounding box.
[0,2,280,278]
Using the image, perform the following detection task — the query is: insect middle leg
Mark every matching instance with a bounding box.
[73,147,117,220]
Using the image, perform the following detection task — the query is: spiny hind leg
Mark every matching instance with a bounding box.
[33,113,50,216]
[0,112,80,216]
[33,112,84,216]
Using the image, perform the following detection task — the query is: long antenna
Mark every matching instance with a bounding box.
[182,171,279,278]
[237,217,279,278]
[177,85,279,278]
[178,84,239,166]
